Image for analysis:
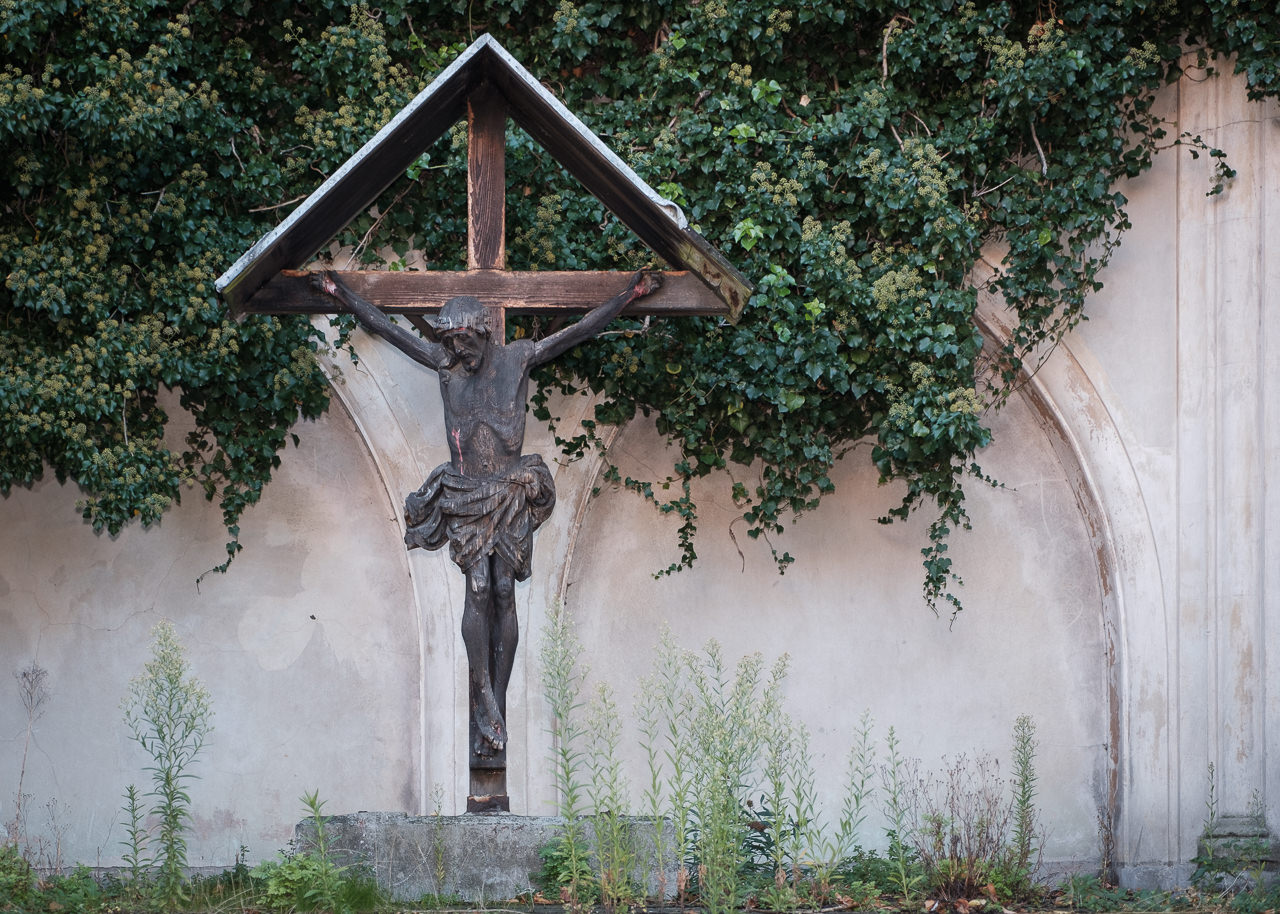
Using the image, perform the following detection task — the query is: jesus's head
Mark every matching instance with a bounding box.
[432,296,493,372]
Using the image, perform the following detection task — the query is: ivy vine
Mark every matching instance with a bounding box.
[1,1,1276,609]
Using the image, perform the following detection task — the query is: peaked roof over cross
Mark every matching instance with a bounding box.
[216,33,751,322]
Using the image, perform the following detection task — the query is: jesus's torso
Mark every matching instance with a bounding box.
[438,342,534,478]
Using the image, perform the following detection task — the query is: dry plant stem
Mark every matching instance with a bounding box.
[9,663,49,849]
[430,783,447,894]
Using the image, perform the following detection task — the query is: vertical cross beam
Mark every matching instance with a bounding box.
[467,81,507,342]
[464,81,511,813]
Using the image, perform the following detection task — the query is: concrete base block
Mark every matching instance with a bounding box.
[1115,862,1195,891]
[296,811,676,903]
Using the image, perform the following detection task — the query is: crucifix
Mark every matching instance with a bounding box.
[308,264,660,813]
[217,35,749,813]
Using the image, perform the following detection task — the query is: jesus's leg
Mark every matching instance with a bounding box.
[461,558,506,755]
[489,554,519,721]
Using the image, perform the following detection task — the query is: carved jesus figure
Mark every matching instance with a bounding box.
[313,269,661,757]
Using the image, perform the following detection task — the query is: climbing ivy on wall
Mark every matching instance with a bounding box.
[1,1,1276,608]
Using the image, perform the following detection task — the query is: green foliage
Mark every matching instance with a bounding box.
[536,834,601,907]
[120,620,214,909]
[1054,873,1217,913]
[30,865,104,911]
[252,790,382,914]
[0,0,338,573]
[5,1,1278,608]
[1057,872,1137,912]
[254,851,343,912]
[185,844,254,909]
[0,842,35,904]
[412,891,469,910]
[1231,882,1280,914]
[253,852,381,914]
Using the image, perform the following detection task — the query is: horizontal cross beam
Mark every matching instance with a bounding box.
[239,269,731,318]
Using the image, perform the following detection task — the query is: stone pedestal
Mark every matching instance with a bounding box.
[296,811,676,903]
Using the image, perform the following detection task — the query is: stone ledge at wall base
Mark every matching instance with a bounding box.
[1195,815,1280,889]
[295,811,677,903]
[1118,816,1278,892]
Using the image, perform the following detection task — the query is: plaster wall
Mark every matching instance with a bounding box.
[0,398,419,868]
[561,397,1110,870]
[0,62,1274,885]
[1026,58,1280,885]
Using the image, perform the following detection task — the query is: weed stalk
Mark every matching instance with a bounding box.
[121,621,213,910]
[538,601,593,906]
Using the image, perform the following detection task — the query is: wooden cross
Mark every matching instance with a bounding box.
[218,35,749,813]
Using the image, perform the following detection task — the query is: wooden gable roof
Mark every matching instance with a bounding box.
[215,33,751,319]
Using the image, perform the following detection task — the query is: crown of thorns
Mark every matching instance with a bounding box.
[427,295,492,334]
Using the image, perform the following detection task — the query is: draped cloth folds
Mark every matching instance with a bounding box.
[403,453,556,580]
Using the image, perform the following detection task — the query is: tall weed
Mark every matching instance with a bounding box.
[635,654,675,901]
[1007,714,1041,893]
[538,601,594,905]
[121,620,213,909]
[685,643,766,914]
[541,612,1048,911]
[810,709,879,899]
[754,655,809,912]
[645,626,698,903]
[585,682,640,910]
[881,726,922,901]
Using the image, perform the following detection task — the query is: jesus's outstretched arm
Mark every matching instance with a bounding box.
[311,271,450,371]
[528,269,663,367]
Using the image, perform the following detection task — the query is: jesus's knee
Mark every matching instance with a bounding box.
[491,572,516,607]
[466,560,492,598]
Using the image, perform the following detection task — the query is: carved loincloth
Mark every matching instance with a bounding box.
[403,454,556,580]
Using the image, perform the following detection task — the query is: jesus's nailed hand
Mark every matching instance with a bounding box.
[629,268,663,299]
[310,270,340,298]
